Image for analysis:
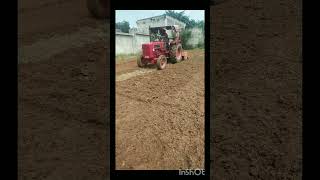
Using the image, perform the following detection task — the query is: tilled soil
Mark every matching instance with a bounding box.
[18,0,302,179]
[210,0,302,179]
[18,1,110,179]
[116,51,205,170]
[18,43,110,180]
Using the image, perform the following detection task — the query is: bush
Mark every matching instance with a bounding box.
[181,29,204,50]
[197,42,205,49]
[181,30,193,50]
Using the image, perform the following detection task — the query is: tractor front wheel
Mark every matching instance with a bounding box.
[156,55,167,70]
[137,54,146,67]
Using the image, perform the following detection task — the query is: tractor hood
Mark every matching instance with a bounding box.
[141,42,164,59]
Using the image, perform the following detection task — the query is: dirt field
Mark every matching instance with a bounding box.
[116,50,205,170]
[18,0,302,179]
[210,0,302,179]
[18,1,110,179]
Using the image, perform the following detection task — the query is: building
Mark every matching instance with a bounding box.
[129,27,138,34]
[136,15,186,34]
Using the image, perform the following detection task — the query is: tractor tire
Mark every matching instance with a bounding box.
[156,55,167,70]
[170,44,183,63]
[86,0,109,19]
[137,54,146,67]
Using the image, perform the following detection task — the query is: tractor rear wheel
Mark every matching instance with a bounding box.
[137,54,146,67]
[87,0,108,19]
[156,55,167,70]
[170,44,183,63]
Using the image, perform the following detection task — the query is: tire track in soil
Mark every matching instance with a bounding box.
[18,25,108,64]
[116,69,155,82]
[116,51,204,170]
[18,0,106,46]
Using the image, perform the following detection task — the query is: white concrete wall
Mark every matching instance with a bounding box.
[116,33,134,54]
[134,33,150,54]
[116,32,149,55]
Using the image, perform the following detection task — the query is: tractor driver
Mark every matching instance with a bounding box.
[161,28,170,50]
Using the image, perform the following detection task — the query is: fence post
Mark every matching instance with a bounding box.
[133,33,137,54]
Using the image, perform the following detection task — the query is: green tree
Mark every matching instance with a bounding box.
[116,21,130,33]
[164,10,204,29]
[181,30,192,49]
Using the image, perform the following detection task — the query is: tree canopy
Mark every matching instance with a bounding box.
[164,10,204,30]
[116,21,130,33]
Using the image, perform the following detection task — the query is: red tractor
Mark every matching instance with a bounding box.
[137,25,188,70]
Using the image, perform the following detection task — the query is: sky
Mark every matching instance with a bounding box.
[115,10,205,28]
